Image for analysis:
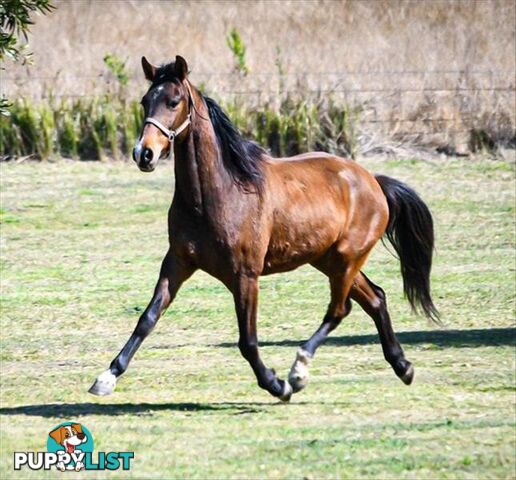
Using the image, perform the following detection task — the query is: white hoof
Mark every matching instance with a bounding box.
[288,349,312,393]
[88,370,117,396]
[400,364,415,385]
[279,380,293,402]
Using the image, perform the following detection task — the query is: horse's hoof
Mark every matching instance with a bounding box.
[278,380,293,402]
[399,364,415,385]
[88,370,117,396]
[288,348,312,393]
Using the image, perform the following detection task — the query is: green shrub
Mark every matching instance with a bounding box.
[103,53,129,87]
[0,95,359,160]
[226,28,249,76]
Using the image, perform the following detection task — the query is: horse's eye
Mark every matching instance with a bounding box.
[167,99,179,109]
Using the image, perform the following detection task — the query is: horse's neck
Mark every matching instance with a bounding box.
[173,112,236,218]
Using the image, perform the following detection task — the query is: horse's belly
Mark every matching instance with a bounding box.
[262,253,318,275]
[262,226,337,275]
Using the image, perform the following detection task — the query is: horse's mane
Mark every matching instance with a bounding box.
[202,95,265,192]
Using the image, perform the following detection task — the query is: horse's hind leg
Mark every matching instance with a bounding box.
[350,272,414,385]
[89,251,194,396]
[288,266,357,393]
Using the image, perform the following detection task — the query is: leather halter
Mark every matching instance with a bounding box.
[143,114,191,159]
[144,115,191,142]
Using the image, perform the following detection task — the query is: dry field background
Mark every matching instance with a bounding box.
[2,0,515,151]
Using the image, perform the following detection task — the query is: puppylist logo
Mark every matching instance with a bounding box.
[14,422,134,472]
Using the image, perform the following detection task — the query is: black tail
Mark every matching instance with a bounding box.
[375,175,440,322]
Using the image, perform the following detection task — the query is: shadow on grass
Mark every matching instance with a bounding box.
[216,327,516,349]
[0,400,329,418]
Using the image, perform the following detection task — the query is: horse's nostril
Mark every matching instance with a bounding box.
[133,143,143,163]
[143,148,153,163]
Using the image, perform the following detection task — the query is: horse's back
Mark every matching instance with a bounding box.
[264,152,386,211]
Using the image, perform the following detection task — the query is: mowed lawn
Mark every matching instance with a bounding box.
[0,156,514,479]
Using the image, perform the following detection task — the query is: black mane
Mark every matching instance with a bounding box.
[202,96,265,192]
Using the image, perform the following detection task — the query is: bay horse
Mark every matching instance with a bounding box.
[89,56,438,401]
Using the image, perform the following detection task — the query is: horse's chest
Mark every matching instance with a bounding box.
[169,218,237,276]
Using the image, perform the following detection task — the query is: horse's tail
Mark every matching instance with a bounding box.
[375,174,440,323]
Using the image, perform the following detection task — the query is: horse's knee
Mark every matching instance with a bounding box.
[134,312,157,337]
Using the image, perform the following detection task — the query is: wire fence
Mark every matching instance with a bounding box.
[3,69,515,150]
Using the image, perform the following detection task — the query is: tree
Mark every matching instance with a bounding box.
[0,0,55,115]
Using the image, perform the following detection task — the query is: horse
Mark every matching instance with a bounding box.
[89,56,439,402]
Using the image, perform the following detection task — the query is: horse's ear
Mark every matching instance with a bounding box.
[175,55,188,80]
[141,56,156,81]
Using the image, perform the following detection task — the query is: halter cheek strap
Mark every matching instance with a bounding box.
[143,114,191,158]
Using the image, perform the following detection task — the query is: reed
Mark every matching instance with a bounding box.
[0,94,359,160]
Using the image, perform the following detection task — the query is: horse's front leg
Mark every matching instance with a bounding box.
[89,251,194,395]
[234,273,293,402]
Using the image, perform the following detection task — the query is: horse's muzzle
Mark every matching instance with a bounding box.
[133,144,157,172]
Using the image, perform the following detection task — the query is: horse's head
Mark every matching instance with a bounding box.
[133,55,191,172]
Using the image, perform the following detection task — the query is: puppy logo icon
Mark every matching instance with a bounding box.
[14,421,133,471]
[47,422,94,471]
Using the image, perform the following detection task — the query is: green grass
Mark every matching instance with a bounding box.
[0,156,514,479]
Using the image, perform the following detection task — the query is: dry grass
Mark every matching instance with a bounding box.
[2,0,515,151]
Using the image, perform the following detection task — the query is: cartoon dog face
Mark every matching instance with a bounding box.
[49,424,87,454]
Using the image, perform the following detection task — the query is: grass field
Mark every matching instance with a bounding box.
[0,155,514,479]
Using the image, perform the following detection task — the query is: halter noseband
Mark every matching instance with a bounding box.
[143,114,191,159]
[144,115,191,142]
